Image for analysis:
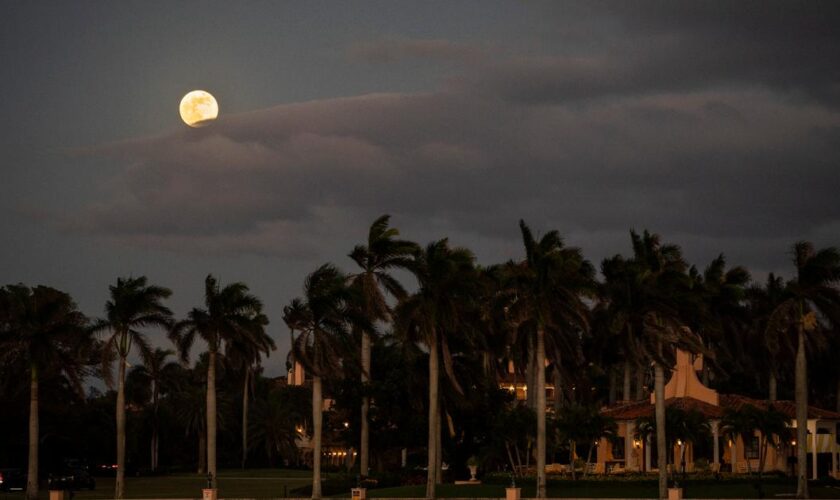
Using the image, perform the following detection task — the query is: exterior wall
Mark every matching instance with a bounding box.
[597,423,797,475]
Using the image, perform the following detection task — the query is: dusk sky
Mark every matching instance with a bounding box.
[2,1,839,377]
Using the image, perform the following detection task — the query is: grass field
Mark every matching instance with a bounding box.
[0,469,311,500]
[4,470,840,499]
[367,480,840,499]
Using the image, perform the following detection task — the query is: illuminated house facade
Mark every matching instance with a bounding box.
[596,350,840,478]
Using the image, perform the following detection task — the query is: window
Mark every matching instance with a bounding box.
[745,436,759,459]
[612,439,625,459]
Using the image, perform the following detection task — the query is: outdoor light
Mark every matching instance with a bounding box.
[634,439,641,448]
[344,421,350,428]
[791,440,797,446]
[677,439,683,446]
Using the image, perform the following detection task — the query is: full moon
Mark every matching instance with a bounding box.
[179,90,219,127]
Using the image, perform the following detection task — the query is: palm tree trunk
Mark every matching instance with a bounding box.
[312,375,323,499]
[654,360,668,500]
[769,372,778,402]
[636,364,647,400]
[435,410,443,483]
[241,367,250,469]
[26,364,38,500]
[152,379,159,472]
[554,365,564,411]
[623,360,632,401]
[584,444,594,479]
[425,329,439,500]
[795,322,809,499]
[505,442,517,473]
[526,338,536,410]
[608,367,617,405]
[207,348,217,488]
[115,356,127,499]
[360,331,372,477]
[569,441,576,481]
[536,327,547,499]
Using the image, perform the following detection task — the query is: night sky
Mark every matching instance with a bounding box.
[2,1,839,377]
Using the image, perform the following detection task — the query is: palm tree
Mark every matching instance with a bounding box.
[667,409,710,480]
[288,264,357,500]
[0,285,90,500]
[347,215,417,476]
[746,274,790,401]
[623,231,704,499]
[127,347,180,472]
[170,358,210,474]
[395,239,480,500]
[721,406,758,475]
[249,386,310,468]
[555,404,616,479]
[170,275,265,489]
[767,242,840,499]
[226,320,274,469]
[505,220,595,499]
[599,255,646,402]
[688,255,750,386]
[95,277,172,499]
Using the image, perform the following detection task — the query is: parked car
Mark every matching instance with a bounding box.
[48,464,95,491]
[0,469,26,492]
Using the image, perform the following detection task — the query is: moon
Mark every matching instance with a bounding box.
[179,90,218,127]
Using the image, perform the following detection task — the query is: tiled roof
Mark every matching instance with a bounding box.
[601,394,840,421]
[600,397,723,420]
[719,394,840,420]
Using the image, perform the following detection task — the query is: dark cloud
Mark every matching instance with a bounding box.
[72,79,840,259]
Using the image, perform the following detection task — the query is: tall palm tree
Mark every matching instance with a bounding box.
[95,277,172,499]
[128,347,180,472]
[767,242,840,499]
[688,255,750,386]
[226,320,274,469]
[505,221,595,499]
[170,275,265,488]
[347,214,417,476]
[395,239,479,500]
[746,274,790,401]
[0,285,90,500]
[599,255,646,402]
[283,298,308,384]
[288,264,359,499]
[624,231,704,499]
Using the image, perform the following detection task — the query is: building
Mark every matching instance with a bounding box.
[596,350,840,478]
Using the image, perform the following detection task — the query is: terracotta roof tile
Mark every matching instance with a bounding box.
[600,394,840,421]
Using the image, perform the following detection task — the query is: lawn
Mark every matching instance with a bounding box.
[0,469,311,500]
[4,471,840,499]
[366,479,840,499]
